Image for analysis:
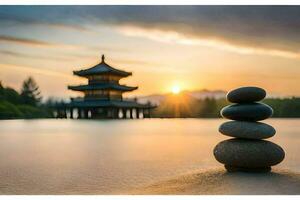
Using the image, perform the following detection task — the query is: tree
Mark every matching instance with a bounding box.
[198,98,218,118]
[0,81,4,100]
[4,87,22,104]
[20,77,42,106]
[0,101,23,119]
[0,81,22,104]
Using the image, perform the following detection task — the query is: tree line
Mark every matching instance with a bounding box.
[0,77,53,119]
[1,77,300,119]
[151,94,300,118]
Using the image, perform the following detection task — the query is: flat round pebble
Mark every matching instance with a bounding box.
[213,139,285,168]
[227,86,266,103]
[221,103,273,121]
[219,121,276,139]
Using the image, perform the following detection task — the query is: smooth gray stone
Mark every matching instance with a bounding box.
[221,103,273,121]
[219,121,276,139]
[227,87,266,103]
[213,139,285,168]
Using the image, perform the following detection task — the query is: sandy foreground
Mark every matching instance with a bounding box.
[129,168,300,195]
[1,167,299,194]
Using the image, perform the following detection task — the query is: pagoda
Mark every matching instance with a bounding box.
[57,55,155,119]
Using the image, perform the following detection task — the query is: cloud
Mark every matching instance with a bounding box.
[0,41,129,62]
[1,6,300,59]
[117,25,300,59]
[0,63,75,79]
[0,35,54,47]
[0,50,74,61]
[0,11,89,32]
[79,6,300,59]
[0,35,80,50]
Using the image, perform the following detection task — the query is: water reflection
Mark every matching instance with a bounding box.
[0,119,299,194]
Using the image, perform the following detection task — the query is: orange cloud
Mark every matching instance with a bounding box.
[0,35,80,50]
[117,25,300,59]
[0,63,76,80]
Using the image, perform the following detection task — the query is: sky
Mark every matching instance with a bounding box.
[0,6,300,99]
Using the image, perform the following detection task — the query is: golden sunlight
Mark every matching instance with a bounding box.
[172,85,181,94]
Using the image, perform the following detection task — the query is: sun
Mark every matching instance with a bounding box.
[172,85,181,94]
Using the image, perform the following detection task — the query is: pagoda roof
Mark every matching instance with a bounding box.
[68,83,138,92]
[73,55,132,77]
[68,99,155,109]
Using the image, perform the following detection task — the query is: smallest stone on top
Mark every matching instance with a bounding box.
[227,86,266,103]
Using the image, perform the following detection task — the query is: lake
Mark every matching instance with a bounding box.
[0,119,299,194]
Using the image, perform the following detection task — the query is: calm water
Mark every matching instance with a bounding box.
[0,119,299,194]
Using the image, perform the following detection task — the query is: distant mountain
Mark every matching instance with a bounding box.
[188,89,227,100]
[135,89,227,105]
[136,94,166,106]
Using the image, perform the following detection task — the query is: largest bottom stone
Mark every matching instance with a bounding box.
[214,139,285,169]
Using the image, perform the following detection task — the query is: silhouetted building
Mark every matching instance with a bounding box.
[56,55,155,119]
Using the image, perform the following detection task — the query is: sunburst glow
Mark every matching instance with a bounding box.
[172,85,181,94]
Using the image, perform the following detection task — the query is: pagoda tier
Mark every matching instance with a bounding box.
[68,83,138,92]
[70,99,150,108]
[68,83,138,100]
[73,55,132,77]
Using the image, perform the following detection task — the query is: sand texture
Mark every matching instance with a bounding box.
[130,168,300,195]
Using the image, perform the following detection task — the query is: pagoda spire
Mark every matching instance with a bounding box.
[101,54,105,63]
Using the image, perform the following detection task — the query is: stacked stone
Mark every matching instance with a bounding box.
[214,86,285,172]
